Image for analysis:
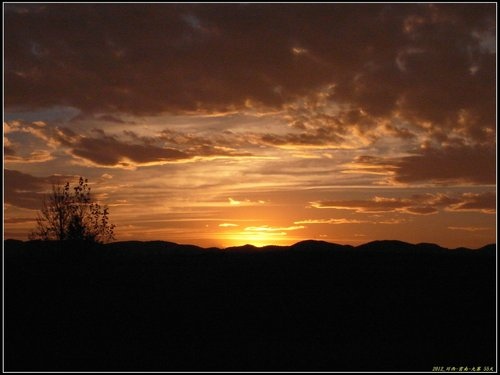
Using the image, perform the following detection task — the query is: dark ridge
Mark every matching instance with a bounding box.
[476,243,496,255]
[223,243,258,253]
[3,239,496,255]
[104,240,209,255]
[223,244,288,253]
[415,242,447,252]
[291,239,353,252]
[205,246,223,253]
[259,244,288,252]
[4,238,496,371]
[4,238,24,246]
[355,239,416,252]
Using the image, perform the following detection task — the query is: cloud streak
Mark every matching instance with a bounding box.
[312,192,496,215]
[294,218,406,225]
[219,223,239,228]
[448,226,492,232]
[294,218,368,225]
[244,225,305,232]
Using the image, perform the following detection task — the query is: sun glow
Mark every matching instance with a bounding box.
[216,224,307,247]
[218,231,298,248]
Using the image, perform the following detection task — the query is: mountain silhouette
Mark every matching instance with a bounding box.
[290,239,353,252]
[476,243,496,255]
[4,238,496,371]
[5,238,493,255]
[223,243,258,253]
[105,240,210,255]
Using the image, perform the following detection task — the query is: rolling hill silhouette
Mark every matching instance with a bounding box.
[4,239,496,371]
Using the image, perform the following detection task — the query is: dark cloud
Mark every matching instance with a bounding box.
[5,120,252,167]
[352,144,496,185]
[448,192,496,214]
[4,145,17,156]
[5,4,495,144]
[312,192,496,215]
[4,169,75,209]
[71,135,189,166]
[384,124,417,140]
[68,113,137,125]
[124,129,253,160]
[95,114,135,124]
[260,129,344,147]
[157,129,253,157]
[69,113,137,125]
[395,144,496,185]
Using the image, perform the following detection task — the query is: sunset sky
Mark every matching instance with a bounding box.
[4,3,496,248]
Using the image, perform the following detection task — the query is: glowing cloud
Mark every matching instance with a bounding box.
[294,219,368,225]
[448,226,492,232]
[244,225,305,232]
[219,223,239,228]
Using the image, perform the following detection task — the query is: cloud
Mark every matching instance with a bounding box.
[448,226,492,232]
[5,149,53,164]
[259,129,344,148]
[219,223,239,227]
[394,144,496,185]
[4,121,68,161]
[4,169,76,210]
[312,196,421,213]
[4,120,54,144]
[446,192,496,214]
[312,192,495,215]
[71,134,189,167]
[227,197,266,206]
[95,114,136,124]
[5,3,495,147]
[92,129,252,165]
[4,145,16,156]
[228,198,241,206]
[351,143,496,185]
[294,218,368,225]
[244,225,305,232]
[70,113,137,124]
[4,120,254,168]
[377,218,406,225]
[294,218,406,225]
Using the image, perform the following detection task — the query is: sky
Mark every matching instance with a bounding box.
[3,3,497,248]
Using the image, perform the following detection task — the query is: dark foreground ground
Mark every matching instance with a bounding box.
[4,239,496,372]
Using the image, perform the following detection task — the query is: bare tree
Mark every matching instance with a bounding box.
[29,177,115,243]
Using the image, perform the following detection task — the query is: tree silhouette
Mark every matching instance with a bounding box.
[29,177,115,243]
